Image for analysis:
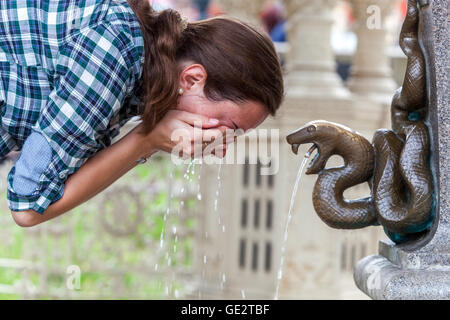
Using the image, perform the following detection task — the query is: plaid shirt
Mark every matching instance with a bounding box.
[0,0,145,214]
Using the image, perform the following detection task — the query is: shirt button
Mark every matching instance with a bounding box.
[59,171,67,179]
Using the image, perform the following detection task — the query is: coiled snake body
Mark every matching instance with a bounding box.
[287,0,434,243]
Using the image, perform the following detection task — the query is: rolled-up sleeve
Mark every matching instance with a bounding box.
[7,22,137,214]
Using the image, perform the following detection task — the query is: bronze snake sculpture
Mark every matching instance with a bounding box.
[286,0,434,244]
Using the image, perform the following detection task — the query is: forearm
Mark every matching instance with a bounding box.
[10,110,222,228]
[16,124,155,225]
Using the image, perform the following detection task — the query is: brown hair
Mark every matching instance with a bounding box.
[127,0,284,134]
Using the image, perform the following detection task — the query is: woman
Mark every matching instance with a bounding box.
[0,0,284,227]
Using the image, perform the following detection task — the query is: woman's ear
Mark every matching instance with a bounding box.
[179,63,207,93]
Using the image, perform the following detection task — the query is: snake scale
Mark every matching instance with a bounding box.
[286,0,434,244]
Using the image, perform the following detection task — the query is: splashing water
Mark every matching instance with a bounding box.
[274,146,316,300]
[197,160,203,201]
[175,160,195,255]
[160,165,174,254]
[220,272,227,290]
[214,162,223,212]
[184,160,195,180]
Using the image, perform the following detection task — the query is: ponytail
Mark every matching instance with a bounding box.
[128,0,185,134]
[128,1,284,135]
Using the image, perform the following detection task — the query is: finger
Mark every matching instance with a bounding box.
[211,144,228,159]
[176,111,220,129]
[201,127,233,144]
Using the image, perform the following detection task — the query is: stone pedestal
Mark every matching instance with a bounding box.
[283,0,351,98]
[354,0,450,300]
[347,0,398,104]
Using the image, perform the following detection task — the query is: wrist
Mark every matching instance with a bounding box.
[130,125,158,160]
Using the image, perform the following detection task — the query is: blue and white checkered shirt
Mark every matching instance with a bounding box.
[0,0,145,214]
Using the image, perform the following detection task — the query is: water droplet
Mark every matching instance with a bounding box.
[277,270,283,280]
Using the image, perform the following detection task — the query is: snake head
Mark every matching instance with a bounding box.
[286,121,338,175]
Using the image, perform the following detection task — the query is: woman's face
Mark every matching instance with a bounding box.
[177,93,269,132]
[176,62,270,132]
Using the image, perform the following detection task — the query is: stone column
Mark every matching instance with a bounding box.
[283,0,351,98]
[216,0,266,27]
[354,0,450,300]
[347,0,398,104]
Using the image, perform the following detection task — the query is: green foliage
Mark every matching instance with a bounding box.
[0,158,197,300]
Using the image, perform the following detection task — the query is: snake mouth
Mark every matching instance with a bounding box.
[305,144,324,175]
[291,143,301,155]
[290,143,322,175]
[287,123,327,174]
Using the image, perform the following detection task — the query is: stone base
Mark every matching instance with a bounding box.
[354,241,450,300]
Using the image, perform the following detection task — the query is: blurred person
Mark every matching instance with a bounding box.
[270,19,286,42]
[260,0,283,34]
[193,0,210,20]
[260,1,286,42]
[0,0,284,227]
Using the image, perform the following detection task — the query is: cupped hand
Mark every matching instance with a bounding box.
[138,110,235,159]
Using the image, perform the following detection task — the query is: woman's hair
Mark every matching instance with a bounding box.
[127,0,284,134]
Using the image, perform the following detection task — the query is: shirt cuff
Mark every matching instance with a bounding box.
[6,131,66,214]
[7,166,65,214]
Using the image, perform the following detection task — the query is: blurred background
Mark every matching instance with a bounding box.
[0,0,411,300]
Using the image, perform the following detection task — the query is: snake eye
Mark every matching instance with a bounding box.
[307,125,316,133]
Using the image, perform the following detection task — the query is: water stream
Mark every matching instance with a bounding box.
[213,162,228,290]
[274,146,316,300]
[214,162,223,213]
[196,159,203,201]
[163,160,196,297]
